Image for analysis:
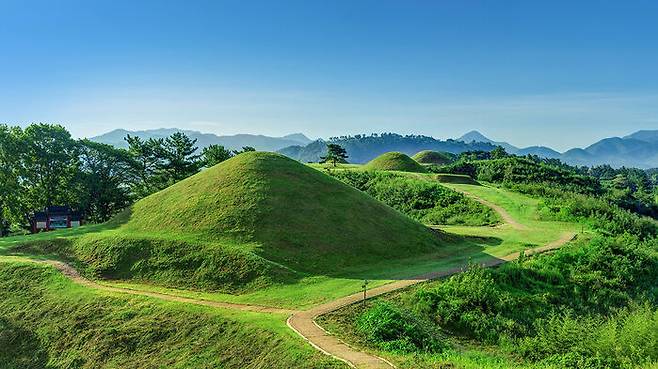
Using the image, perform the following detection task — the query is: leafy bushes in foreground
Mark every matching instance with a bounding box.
[510,183,657,239]
[356,302,444,353]
[354,233,658,367]
[329,170,498,226]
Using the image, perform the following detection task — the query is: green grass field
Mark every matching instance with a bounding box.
[438,183,582,257]
[0,259,345,369]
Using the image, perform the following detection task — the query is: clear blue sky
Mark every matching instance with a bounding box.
[2,0,658,151]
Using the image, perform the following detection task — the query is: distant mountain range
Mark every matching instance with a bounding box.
[457,130,658,169]
[278,134,497,163]
[90,127,658,169]
[90,128,312,152]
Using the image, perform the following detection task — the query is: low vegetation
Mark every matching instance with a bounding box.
[328,170,498,226]
[0,260,344,369]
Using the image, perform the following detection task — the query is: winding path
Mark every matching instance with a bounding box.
[287,230,577,368]
[456,190,526,230]
[39,260,297,315]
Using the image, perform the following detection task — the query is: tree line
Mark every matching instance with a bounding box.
[0,123,248,236]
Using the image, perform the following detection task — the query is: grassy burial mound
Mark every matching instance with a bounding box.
[364,152,428,173]
[412,150,454,165]
[21,152,445,293]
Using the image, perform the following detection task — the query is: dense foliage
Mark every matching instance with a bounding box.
[328,170,499,226]
[0,124,244,234]
[351,155,658,368]
[437,151,657,220]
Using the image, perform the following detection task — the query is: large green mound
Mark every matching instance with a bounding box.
[364,152,428,173]
[412,150,453,165]
[26,152,444,292]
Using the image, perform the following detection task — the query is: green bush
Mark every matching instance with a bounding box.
[329,170,498,226]
[356,302,444,353]
[517,304,658,369]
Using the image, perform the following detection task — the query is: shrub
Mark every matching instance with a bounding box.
[356,302,444,353]
[329,170,498,226]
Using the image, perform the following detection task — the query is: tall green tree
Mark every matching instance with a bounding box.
[320,143,348,166]
[202,144,233,167]
[77,140,137,222]
[160,132,202,184]
[0,125,22,235]
[19,124,80,218]
[490,145,508,159]
[125,134,165,197]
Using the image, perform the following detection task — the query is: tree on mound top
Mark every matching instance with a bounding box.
[320,143,349,166]
[364,152,428,173]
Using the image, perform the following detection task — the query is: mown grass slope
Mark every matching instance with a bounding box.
[412,150,453,165]
[15,152,445,293]
[0,260,345,369]
[364,152,428,173]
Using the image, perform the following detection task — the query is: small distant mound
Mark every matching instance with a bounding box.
[40,152,444,292]
[412,150,454,165]
[364,152,427,173]
[436,174,479,185]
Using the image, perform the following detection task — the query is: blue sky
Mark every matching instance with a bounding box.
[1,0,658,151]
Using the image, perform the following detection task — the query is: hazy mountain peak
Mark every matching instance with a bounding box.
[281,133,312,144]
[458,130,492,143]
[457,130,519,154]
[624,130,658,143]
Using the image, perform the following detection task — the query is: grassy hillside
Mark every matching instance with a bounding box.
[364,152,427,173]
[0,260,344,369]
[328,170,499,226]
[412,150,453,165]
[14,152,445,293]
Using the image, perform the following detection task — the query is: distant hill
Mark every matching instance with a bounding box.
[563,136,658,168]
[412,150,454,165]
[91,128,312,152]
[278,133,496,163]
[455,130,658,169]
[458,130,520,154]
[516,146,562,159]
[625,130,658,143]
[364,152,427,173]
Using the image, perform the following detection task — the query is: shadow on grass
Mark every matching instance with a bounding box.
[318,233,505,281]
[0,317,50,369]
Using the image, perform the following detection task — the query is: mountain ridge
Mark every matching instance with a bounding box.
[90,127,658,168]
[91,128,312,152]
[455,130,658,168]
